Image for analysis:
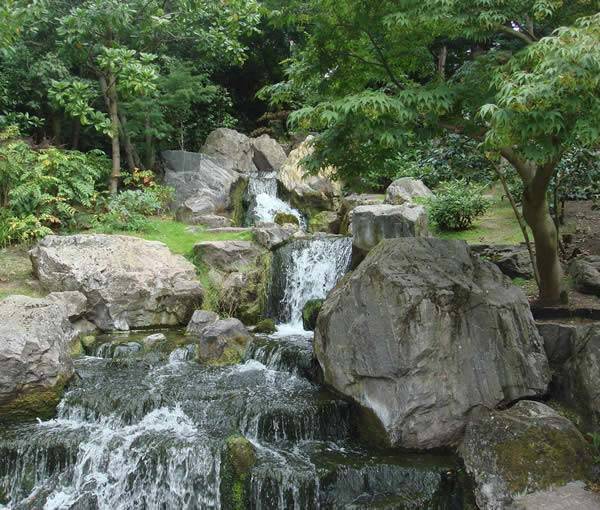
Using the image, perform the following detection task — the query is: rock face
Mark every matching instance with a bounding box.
[351,203,429,255]
[162,150,245,217]
[278,136,341,212]
[0,295,76,420]
[30,235,203,331]
[339,194,383,235]
[315,238,550,449]
[251,134,287,172]
[193,241,265,273]
[471,244,534,279]
[459,400,592,510]
[201,128,257,173]
[47,291,88,320]
[544,323,600,430]
[308,210,340,234]
[194,318,252,363]
[569,255,600,296]
[384,177,433,205]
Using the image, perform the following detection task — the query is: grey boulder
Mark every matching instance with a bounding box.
[460,400,592,510]
[384,177,433,205]
[201,128,257,174]
[30,235,203,331]
[193,240,265,273]
[569,255,600,296]
[186,310,219,336]
[351,203,429,255]
[251,134,287,172]
[315,238,550,449]
[253,223,297,250]
[0,295,76,420]
[471,244,534,279]
[47,291,88,320]
[195,318,252,363]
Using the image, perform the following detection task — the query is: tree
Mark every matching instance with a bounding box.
[270,0,600,304]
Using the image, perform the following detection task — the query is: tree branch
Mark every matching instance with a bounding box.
[500,147,535,183]
[364,30,404,89]
[496,24,534,45]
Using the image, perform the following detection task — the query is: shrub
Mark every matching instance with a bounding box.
[427,180,490,231]
[92,187,172,233]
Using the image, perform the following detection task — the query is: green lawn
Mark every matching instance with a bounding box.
[434,194,530,246]
[115,217,253,256]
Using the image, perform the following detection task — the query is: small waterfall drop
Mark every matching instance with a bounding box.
[245,173,305,227]
[269,236,352,331]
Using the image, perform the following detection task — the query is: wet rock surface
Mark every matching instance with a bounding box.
[459,400,592,510]
[315,238,550,449]
[0,295,76,421]
[30,234,203,331]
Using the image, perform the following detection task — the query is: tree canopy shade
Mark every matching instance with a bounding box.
[266,0,600,304]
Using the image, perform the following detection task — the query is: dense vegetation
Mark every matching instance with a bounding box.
[1,0,599,305]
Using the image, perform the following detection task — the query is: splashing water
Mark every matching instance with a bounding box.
[246,173,305,227]
[269,236,352,332]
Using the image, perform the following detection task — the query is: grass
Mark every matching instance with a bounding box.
[433,191,531,246]
[101,217,254,256]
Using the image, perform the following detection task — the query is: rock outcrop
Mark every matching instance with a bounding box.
[186,310,219,336]
[339,194,384,235]
[0,295,76,420]
[193,318,252,364]
[471,244,534,280]
[30,235,203,331]
[459,400,592,510]
[251,134,287,172]
[384,177,433,205]
[351,203,429,257]
[201,128,257,174]
[540,323,600,430]
[253,223,298,250]
[193,241,265,274]
[569,255,600,296]
[162,150,246,221]
[315,238,550,449]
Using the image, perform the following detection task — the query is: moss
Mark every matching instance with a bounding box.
[308,211,340,234]
[302,299,323,331]
[220,435,257,510]
[205,346,244,366]
[495,424,592,494]
[0,374,70,423]
[254,318,276,334]
[230,178,249,227]
[69,337,83,358]
[274,212,299,226]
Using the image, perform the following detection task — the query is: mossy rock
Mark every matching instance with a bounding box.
[220,435,257,510]
[253,318,276,334]
[0,375,70,423]
[231,177,249,227]
[460,400,593,509]
[302,299,323,331]
[308,211,340,234]
[69,337,84,358]
[274,212,299,227]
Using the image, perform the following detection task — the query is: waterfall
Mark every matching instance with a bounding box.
[245,173,305,227]
[269,236,352,331]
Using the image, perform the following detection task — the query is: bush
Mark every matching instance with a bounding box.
[0,127,110,244]
[427,180,490,231]
[92,186,173,233]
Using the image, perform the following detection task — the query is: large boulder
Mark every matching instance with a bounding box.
[459,400,592,510]
[0,295,76,421]
[253,223,298,250]
[339,194,384,235]
[46,291,88,320]
[186,310,219,336]
[193,241,265,274]
[278,136,341,212]
[314,238,550,449]
[308,210,340,234]
[471,244,534,280]
[162,150,245,212]
[384,177,433,205]
[201,128,257,174]
[545,323,600,430]
[30,235,203,331]
[569,255,600,296]
[195,318,252,364]
[251,134,287,172]
[351,203,429,256]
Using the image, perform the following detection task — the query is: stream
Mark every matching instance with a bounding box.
[0,228,474,509]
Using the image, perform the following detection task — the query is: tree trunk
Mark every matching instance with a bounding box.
[100,74,121,194]
[144,115,155,169]
[522,188,562,304]
[119,111,142,170]
[71,119,81,149]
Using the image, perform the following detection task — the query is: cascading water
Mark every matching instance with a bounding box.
[245,173,304,227]
[268,236,353,332]
[0,328,473,509]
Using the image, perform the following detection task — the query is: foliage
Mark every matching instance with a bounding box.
[427,180,490,231]
[0,127,110,245]
[92,187,173,233]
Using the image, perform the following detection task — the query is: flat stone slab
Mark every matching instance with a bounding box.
[511,482,600,510]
